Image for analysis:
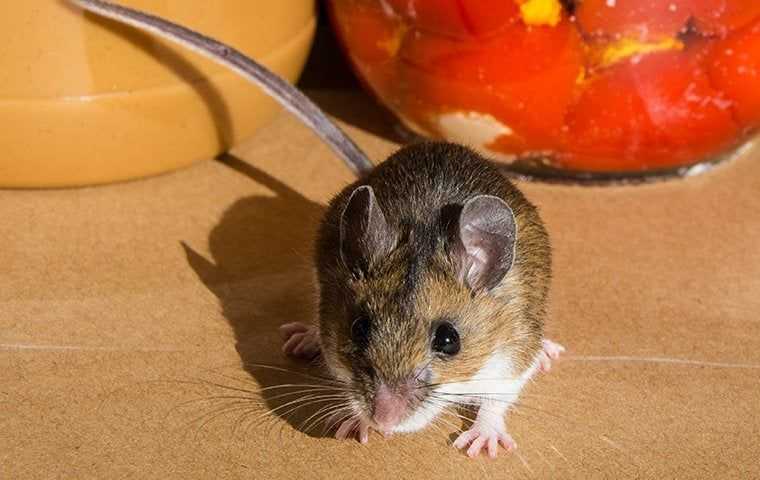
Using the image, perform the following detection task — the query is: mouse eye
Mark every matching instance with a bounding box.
[432,322,460,356]
[351,316,371,349]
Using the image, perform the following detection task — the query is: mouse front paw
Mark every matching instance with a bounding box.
[538,338,565,373]
[334,416,371,444]
[279,322,320,360]
[453,423,516,458]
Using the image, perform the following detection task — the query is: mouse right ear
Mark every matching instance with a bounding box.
[340,185,396,275]
[453,195,517,292]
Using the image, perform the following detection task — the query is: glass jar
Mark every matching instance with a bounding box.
[328,0,760,180]
[0,0,315,188]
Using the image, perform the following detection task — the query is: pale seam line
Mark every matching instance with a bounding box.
[0,343,184,352]
[563,355,760,369]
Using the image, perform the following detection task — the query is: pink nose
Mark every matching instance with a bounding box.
[372,383,407,432]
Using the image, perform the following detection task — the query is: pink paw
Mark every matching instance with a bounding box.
[453,424,516,458]
[279,322,320,360]
[538,338,565,373]
[334,417,371,444]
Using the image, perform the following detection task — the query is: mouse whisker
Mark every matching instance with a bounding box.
[158,378,261,397]
[200,360,341,386]
[334,411,364,439]
[244,396,340,428]
[166,393,257,419]
[303,403,354,436]
[323,408,359,437]
[197,368,267,388]
[439,406,478,427]
[436,390,602,413]
[298,401,349,434]
[257,383,357,394]
[549,443,569,463]
[262,393,350,418]
[294,403,336,434]
[429,389,555,403]
[508,404,640,466]
[167,391,262,429]
[174,394,260,409]
[522,429,568,474]
[534,442,559,473]
[181,400,255,428]
[240,396,351,436]
[262,389,346,404]
[419,376,537,390]
[166,380,359,428]
[513,448,536,477]
[424,419,448,439]
[231,400,290,439]
[194,378,262,396]
[509,407,642,471]
[182,402,259,439]
[200,406,260,440]
[429,389,623,458]
[232,405,271,438]
[432,416,465,436]
[236,408,284,437]
[426,408,467,435]
[436,396,480,406]
[422,397,476,429]
[430,392,523,404]
[239,362,347,386]
[427,392,521,410]
[192,378,358,406]
[413,358,435,383]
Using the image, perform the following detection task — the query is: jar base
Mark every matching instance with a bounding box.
[496,138,756,185]
[391,118,757,186]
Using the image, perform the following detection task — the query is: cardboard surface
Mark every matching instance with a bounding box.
[3,88,760,478]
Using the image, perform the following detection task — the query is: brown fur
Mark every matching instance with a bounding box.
[315,142,551,417]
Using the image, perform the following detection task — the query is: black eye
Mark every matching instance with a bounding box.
[351,316,371,349]
[432,322,460,356]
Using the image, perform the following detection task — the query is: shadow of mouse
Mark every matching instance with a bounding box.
[182,153,347,440]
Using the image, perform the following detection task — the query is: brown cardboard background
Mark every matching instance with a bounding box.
[3,31,760,479]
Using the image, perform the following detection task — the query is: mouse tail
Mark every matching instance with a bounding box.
[69,0,374,177]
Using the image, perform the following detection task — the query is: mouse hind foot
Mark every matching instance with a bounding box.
[279,322,321,360]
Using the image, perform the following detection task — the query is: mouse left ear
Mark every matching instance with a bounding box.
[340,185,396,275]
[453,195,517,292]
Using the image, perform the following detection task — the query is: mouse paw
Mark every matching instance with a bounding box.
[334,417,371,444]
[453,423,516,458]
[279,322,320,360]
[538,338,565,373]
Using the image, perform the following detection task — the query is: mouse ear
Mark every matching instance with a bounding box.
[453,195,517,292]
[340,186,396,274]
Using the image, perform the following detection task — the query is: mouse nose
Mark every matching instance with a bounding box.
[372,383,407,433]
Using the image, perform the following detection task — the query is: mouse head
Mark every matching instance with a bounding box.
[319,185,536,434]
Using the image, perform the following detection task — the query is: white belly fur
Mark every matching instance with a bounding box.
[394,350,539,433]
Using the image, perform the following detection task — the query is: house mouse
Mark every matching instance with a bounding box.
[71,0,564,458]
[283,142,564,457]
